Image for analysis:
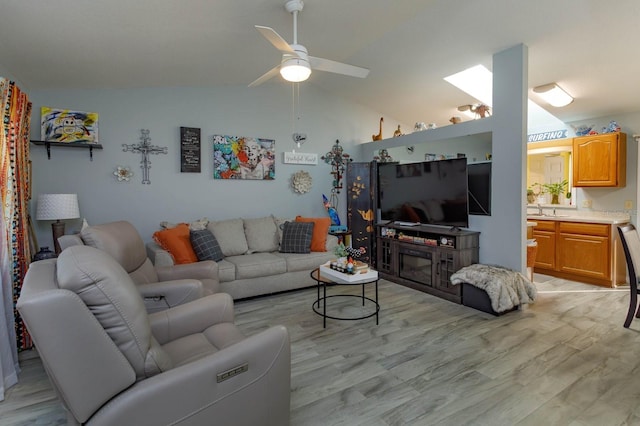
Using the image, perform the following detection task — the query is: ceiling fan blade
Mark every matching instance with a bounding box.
[248,65,281,87]
[309,56,370,78]
[255,25,295,54]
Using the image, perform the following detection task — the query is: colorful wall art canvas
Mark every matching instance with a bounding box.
[213,135,275,180]
[41,107,99,143]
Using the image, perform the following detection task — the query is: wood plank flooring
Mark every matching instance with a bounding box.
[2,274,640,425]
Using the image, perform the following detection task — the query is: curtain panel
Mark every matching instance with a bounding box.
[0,78,32,399]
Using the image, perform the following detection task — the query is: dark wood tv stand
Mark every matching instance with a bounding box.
[376,223,480,304]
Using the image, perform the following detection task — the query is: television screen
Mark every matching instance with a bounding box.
[377,158,469,228]
[468,162,492,215]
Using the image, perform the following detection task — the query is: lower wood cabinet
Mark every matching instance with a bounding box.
[533,219,627,287]
[376,224,480,304]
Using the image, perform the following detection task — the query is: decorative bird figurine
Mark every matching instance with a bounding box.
[372,117,384,141]
[323,194,341,226]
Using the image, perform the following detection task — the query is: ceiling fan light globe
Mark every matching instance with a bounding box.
[280,59,311,82]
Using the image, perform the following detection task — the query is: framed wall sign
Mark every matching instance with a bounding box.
[180,127,201,173]
[283,151,318,165]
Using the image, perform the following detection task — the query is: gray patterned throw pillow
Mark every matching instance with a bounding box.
[190,229,224,262]
[279,221,314,253]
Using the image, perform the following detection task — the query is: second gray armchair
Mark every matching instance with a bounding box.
[59,220,220,312]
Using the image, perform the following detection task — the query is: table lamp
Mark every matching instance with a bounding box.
[36,193,80,254]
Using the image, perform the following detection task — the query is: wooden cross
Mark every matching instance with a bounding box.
[122,129,168,184]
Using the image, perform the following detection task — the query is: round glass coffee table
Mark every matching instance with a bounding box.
[310,267,379,328]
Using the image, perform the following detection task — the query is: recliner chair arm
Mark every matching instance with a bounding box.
[156,260,219,281]
[149,293,235,344]
[86,325,291,426]
[137,280,204,313]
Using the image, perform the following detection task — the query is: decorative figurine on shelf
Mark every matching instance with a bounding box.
[393,125,403,138]
[372,117,384,141]
[474,104,491,118]
[414,122,427,132]
[373,148,393,163]
[573,124,595,136]
[122,129,168,184]
[602,120,621,134]
[450,116,462,124]
[321,139,352,194]
[322,194,341,226]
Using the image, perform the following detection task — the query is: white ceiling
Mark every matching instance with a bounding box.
[1,0,639,128]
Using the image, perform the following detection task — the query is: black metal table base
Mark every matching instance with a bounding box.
[311,269,379,328]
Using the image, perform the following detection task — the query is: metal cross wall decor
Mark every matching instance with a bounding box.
[122,129,168,184]
[321,139,352,194]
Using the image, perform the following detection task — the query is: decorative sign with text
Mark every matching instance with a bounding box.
[180,127,201,173]
[527,129,568,143]
[283,151,318,165]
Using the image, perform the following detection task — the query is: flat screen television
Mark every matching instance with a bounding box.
[468,162,492,215]
[377,158,469,228]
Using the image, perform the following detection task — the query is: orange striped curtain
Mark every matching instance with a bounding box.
[0,78,33,351]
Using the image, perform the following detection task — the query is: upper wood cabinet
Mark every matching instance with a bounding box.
[572,132,626,187]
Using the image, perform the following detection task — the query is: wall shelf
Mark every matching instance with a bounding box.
[31,140,103,161]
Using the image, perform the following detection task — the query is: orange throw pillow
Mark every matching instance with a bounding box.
[153,223,198,264]
[295,216,330,252]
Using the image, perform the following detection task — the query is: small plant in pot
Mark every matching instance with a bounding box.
[543,180,568,205]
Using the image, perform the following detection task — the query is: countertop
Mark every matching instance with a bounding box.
[526,213,630,225]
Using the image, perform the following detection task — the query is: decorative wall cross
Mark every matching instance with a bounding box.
[122,129,168,184]
[321,139,352,195]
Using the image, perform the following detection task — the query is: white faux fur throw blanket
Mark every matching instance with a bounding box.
[450,264,537,313]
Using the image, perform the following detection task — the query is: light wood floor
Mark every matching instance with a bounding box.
[3,274,640,425]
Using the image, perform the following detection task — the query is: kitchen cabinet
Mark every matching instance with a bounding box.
[557,222,610,281]
[532,220,556,270]
[572,132,626,187]
[532,218,627,287]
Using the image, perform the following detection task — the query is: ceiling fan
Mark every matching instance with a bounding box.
[248,0,370,87]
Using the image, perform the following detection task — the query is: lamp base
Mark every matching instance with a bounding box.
[52,221,65,254]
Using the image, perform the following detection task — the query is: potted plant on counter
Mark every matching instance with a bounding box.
[543,180,569,205]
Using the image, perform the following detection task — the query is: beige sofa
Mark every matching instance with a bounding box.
[147,216,338,300]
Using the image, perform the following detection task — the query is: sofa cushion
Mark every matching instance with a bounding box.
[295,216,331,252]
[216,259,236,283]
[208,219,248,256]
[279,221,314,254]
[275,251,336,273]
[152,223,198,264]
[56,245,173,379]
[225,253,286,280]
[244,216,279,253]
[190,229,224,262]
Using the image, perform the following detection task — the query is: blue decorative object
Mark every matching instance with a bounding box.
[602,120,621,134]
[573,124,594,136]
[323,194,341,226]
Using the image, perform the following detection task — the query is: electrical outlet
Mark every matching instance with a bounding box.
[625,200,633,210]
[583,199,592,208]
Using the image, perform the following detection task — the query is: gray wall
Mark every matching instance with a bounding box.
[28,84,407,247]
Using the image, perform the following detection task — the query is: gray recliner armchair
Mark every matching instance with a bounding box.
[59,220,220,312]
[17,245,291,426]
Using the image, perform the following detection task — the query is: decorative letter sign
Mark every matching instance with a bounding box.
[283,151,318,165]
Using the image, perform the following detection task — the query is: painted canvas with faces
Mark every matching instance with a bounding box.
[41,107,99,144]
[213,134,275,180]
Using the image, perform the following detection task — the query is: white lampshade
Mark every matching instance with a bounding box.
[280,58,311,83]
[36,194,80,221]
[533,83,574,107]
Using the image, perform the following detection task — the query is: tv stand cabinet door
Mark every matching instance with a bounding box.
[435,249,461,296]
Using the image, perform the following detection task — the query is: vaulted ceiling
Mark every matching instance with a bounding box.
[1,0,639,128]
